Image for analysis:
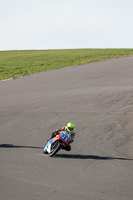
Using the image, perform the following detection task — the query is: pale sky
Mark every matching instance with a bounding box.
[0,0,133,51]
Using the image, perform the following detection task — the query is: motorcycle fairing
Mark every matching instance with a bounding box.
[46,137,59,153]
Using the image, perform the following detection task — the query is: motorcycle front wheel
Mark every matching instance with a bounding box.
[49,140,62,157]
[43,145,48,154]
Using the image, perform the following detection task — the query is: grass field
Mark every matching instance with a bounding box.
[0,49,133,81]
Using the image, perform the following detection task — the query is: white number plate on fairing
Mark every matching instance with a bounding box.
[61,133,69,142]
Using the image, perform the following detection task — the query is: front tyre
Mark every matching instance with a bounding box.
[43,145,48,154]
[49,140,62,157]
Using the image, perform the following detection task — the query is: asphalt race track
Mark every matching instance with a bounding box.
[0,56,133,200]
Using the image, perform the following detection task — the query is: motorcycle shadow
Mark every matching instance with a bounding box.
[55,154,133,160]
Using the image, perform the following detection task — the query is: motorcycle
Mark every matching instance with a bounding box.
[43,130,72,157]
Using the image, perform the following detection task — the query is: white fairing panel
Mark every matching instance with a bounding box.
[47,142,51,153]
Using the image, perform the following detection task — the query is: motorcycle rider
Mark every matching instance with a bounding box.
[50,122,75,151]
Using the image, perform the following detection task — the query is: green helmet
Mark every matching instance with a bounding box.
[66,122,74,132]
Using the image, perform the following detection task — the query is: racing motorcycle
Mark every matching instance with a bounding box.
[43,130,72,157]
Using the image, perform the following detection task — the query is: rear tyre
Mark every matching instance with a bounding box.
[49,140,62,157]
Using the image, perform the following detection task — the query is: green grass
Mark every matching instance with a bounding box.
[0,49,133,81]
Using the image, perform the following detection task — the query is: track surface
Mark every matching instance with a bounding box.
[0,56,133,200]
